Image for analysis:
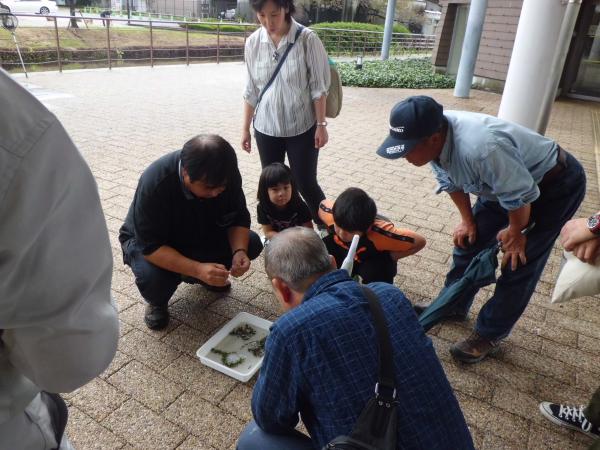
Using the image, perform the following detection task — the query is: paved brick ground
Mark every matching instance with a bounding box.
[17,63,600,450]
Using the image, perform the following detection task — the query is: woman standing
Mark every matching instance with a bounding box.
[241,0,330,224]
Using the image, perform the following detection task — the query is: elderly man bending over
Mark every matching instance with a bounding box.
[237,227,474,450]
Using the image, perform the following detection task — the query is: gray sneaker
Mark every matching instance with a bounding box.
[539,402,600,439]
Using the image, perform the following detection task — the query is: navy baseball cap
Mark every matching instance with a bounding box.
[376,96,444,159]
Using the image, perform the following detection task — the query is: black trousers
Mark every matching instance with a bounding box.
[254,125,326,224]
[355,251,398,284]
[122,231,263,306]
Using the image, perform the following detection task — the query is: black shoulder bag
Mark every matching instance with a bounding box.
[254,25,304,115]
[324,287,398,450]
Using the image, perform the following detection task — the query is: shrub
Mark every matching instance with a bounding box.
[311,21,410,34]
[337,58,455,89]
[184,22,258,33]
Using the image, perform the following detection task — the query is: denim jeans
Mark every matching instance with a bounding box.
[122,230,263,306]
[237,421,313,450]
[444,151,586,340]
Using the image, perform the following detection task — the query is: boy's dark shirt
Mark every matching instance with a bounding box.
[256,198,312,232]
[323,232,389,269]
[119,150,250,255]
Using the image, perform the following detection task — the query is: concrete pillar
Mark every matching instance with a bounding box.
[536,0,582,134]
[454,0,488,98]
[498,0,567,130]
[381,0,397,60]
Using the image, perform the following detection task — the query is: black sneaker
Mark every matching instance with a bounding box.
[539,402,600,439]
[181,275,231,292]
[144,304,169,330]
[199,279,231,292]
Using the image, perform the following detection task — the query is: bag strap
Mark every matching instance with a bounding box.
[256,24,304,107]
[41,392,69,450]
[361,286,396,400]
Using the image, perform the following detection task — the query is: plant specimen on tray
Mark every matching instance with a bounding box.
[210,348,245,368]
[230,324,256,340]
[244,336,267,357]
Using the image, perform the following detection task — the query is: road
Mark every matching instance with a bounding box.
[8,6,146,28]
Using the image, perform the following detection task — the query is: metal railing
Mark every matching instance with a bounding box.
[312,27,435,57]
[0,14,435,73]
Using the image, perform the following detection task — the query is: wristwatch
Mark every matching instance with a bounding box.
[587,213,600,235]
[316,121,328,127]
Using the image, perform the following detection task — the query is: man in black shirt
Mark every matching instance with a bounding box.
[119,134,263,329]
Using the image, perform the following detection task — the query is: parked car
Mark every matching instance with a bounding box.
[1,0,57,15]
[219,8,235,20]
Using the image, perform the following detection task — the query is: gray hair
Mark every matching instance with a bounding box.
[264,227,332,291]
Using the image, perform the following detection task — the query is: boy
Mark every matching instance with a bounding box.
[319,187,426,283]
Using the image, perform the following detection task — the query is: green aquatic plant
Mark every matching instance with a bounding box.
[245,336,267,358]
[210,348,245,368]
[230,324,256,340]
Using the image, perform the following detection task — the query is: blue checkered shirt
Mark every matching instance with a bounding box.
[251,270,474,449]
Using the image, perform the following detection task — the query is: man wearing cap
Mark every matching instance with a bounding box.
[377,95,586,363]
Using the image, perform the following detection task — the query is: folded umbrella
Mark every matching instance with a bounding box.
[418,223,534,332]
[418,243,500,331]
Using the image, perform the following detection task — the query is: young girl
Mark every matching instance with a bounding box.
[257,162,313,240]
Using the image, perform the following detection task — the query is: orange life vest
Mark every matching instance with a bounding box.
[318,199,420,254]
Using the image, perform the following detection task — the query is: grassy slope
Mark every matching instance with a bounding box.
[0,27,244,50]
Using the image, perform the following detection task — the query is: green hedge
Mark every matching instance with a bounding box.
[184,22,258,33]
[338,58,455,89]
[185,20,408,35]
[312,21,410,34]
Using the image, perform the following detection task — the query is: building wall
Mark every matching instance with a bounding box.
[432,0,523,88]
[476,1,522,81]
[432,1,463,67]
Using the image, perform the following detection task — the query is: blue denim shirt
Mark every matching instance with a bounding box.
[431,111,558,210]
[252,270,474,449]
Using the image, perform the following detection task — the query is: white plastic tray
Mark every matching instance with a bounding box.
[196,312,272,382]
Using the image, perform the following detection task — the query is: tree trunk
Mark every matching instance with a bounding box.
[69,0,79,28]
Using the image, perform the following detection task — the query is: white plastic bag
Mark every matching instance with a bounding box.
[551,250,600,303]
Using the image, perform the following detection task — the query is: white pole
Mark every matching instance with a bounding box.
[536,0,582,134]
[498,0,566,130]
[12,33,28,78]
